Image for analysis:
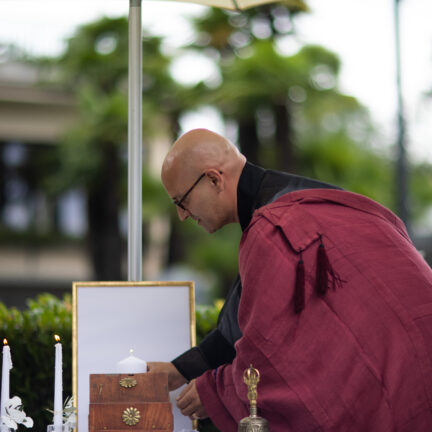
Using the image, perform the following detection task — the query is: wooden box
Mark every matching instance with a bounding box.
[89,373,173,432]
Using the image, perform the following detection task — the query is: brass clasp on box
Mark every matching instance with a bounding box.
[122,407,141,426]
[120,377,137,388]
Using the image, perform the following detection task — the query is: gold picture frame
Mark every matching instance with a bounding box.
[72,281,195,432]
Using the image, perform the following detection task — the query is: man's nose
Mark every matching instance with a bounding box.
[177,206,190,221]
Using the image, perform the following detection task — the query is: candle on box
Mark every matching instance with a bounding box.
[1,339,12,428]
[53,335,62,432]
[117,349,147,374]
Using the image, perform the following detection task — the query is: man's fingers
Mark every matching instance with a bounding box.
[176,381,202,417]
[176,383,193,409]
[180,400,200,418]
[177,392,197,417]
[176,384,190,406]
[147,367,199,418]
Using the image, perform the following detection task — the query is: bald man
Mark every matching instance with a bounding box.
[148,128,337,387]
[149,129,432,431]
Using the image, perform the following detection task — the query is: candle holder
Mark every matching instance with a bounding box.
[47,424,73,432]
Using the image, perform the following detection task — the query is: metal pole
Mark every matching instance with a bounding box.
[394,0,410,233]
[128,0,143,281]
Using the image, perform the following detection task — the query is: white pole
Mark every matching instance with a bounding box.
[128,0,142,281]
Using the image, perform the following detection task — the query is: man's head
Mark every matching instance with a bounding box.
[161,128,246,233]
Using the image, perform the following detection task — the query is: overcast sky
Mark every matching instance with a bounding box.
[0,0,431,162]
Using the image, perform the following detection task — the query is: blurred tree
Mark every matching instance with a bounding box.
[191,1,308,57]
[178,41,378,296]
[173,15,432,297]
[209,42,345,172]
[189,3,309,171]
[410,162,432,223]
[42,17,183,279]
[45,17,130,279]
[29,11,430,296]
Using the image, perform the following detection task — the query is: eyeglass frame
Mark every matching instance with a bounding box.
[173,170,222,211]
[173,173,206,211]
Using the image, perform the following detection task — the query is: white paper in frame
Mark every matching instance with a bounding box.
[72,281,195,432]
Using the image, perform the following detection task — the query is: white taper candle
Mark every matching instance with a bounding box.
[0,339,12,432]
[53,335,63,432]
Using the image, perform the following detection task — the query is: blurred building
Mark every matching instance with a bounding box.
[0,58,92,307]
[0,57,173,308]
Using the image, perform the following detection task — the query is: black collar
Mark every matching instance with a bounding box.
[237,162,266,231]
[236,162,340,231]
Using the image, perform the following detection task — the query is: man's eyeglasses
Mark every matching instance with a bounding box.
[173,173,206,211]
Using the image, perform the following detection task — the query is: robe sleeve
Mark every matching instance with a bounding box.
[196,214,311,432]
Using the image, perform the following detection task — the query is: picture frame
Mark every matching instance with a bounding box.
[72,281,195,432]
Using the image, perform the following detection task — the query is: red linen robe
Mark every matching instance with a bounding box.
[196,189,432,432]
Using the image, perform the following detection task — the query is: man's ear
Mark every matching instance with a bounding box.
[206,169,224,191]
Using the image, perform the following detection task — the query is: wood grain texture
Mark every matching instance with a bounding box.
[90,373,170,403]
[89,403,173,431]
[89,373,173,432]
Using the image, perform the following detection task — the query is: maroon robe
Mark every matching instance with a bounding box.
[196,189,432,431]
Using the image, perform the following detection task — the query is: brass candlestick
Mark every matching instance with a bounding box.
[238,365,269,432]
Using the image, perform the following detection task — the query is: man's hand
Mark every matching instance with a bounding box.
[176,379,208,420]
[147,362,187,391]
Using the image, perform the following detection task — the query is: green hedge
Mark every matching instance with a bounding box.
[0,294,222,431]
[195,301,222,344]
[0,294,73,431]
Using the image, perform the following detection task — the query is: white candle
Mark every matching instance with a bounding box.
[53,335,62,432]
[1,339,12,430]
[117,349,147,374]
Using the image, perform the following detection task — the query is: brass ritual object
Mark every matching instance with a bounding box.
[238,365,269,432]
[122,407,141,426]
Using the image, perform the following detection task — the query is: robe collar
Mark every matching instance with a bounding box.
[237,162,266,231]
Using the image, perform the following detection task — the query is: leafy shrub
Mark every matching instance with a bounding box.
[195,300,223,344]
[0,294,72,431]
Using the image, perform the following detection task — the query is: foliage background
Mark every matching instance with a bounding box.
[0,4,431,432]
[0,295,73,431]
